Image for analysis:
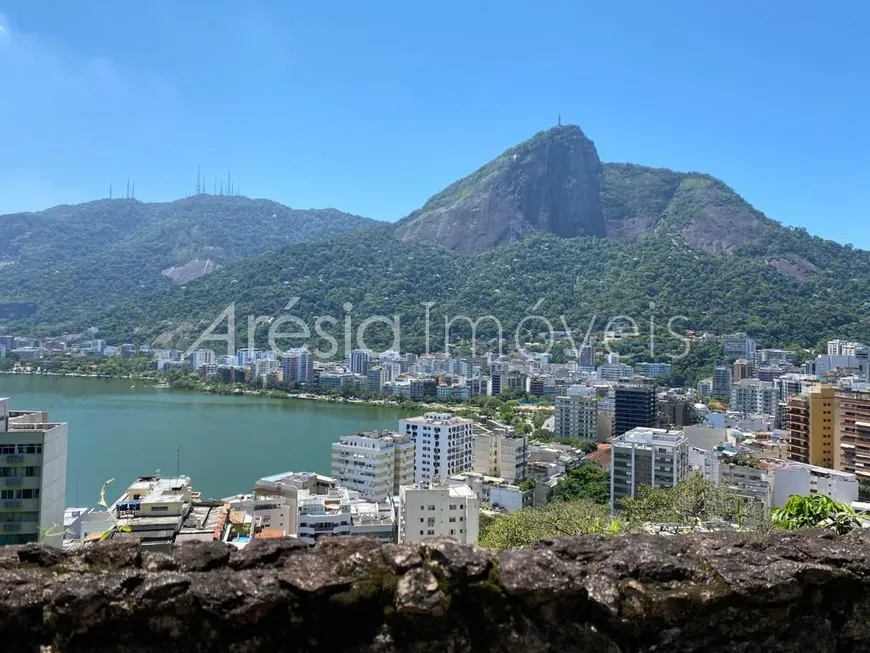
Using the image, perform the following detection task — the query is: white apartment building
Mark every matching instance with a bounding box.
[0,398,67,548]
[190,349,216,369]
[597,363,635,381]
[295,487,396,544]
[706,454,858,511]
[610,427,689,512]
[472,430,527,482]
[111,475,194,551]
[399,483,479,545]
[730,379,779,415]
[555,386,599,439]
[828,339,862,357]
[449,471,530,513]
[399,413,474,484]
[330,429,414,500]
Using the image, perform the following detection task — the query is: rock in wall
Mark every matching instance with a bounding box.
[3,530,870,652]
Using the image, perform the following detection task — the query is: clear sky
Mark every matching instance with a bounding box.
[1,1,868,246]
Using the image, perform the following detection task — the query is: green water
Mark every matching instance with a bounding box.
[0,375,413,506]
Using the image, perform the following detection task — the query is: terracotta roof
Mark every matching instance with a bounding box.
[255,529,286,539]
[585,444,612,469]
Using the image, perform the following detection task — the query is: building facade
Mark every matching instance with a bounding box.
[472,430,527,482]
[730,379,779,415]
[0,398,67,548]
[610,427,689,512]
[711,365,733,398]
[399,413,474,485]
[398,483,479,545]
[330,430,414,501]
[613,384,657,437]
[555,386,598,439]
[787,384,837,468]
[836,390,870,479]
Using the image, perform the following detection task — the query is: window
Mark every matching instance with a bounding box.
[426,530,435,535]
[419,517,424,523]
[0,445,15,455]
[427,505,435,511]
[449,504,457,510]
[459,516,464,521]
[450,529,455,535]
[420,530,424,535]
[0,490,13,499]
[24,467,40,477]
[448,517,456,523]
[150,506,169,512]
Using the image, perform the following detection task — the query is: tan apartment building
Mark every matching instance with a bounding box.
[835,390,870,480]
[787,384,837,468]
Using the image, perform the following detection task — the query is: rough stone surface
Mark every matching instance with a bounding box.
[396,125,605,254]
[3,531,870,652]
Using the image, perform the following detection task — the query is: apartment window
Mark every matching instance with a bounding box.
[0,490,13,499]
[449,504,457,510]
[18,444,42,455]
[450,529,455,535]
[24,467,40,477]
[420,530,424,535]
[21,489,39,499]
[0,445,15,455]
[427,505,435,511]
[427,530,435,535]
[448,517,456,523]
[0,467,13,477]
[150,506,169,512]
[459,516,464,521]
[419,518,424,523]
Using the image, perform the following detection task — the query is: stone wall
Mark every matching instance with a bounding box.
[3,530,870,652]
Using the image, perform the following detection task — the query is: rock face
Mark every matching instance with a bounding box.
[396,126,605,254]
[4,530,870,652]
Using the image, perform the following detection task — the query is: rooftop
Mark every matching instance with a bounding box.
[612,427,687,446]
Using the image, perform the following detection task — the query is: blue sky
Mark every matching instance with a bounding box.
[1,1,868,246]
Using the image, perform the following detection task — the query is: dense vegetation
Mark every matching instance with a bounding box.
[478,476,857,550]
[4,126,870,372]
[0,195,376,330]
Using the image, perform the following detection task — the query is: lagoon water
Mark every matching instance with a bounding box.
[0,375,412,506]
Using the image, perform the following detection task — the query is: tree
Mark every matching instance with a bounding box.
[551,463,610,505]
[478,500,623,549]
[771,494,861,535]
[618,475,768,532]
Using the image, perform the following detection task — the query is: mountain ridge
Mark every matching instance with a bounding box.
[2,124,869,355]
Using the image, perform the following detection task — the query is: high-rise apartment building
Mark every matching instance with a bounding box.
[787,384,837,468]
[610,427,689,512]
[399,413,474,484]
[281,347,313,385]
[399,483,479,545]
[472,430,527,482]
[349,349,372,374]
[722,333,757,361]
[732,359,756,383]
[730,379,779,415]
[555,386,598,439]
[578,344,595,369]
[835,390,870,479]
[613,384,657,437]
[330,430,415,501]
[0,398,67,547]
[711,365,733,398]
[656,398,694,429]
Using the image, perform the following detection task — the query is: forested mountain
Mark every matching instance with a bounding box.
[3,124,870,358]
[0,195,378,329]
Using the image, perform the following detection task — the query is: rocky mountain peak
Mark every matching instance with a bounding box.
[396,124,605,253]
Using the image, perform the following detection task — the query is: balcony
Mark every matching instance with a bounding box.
[3,499,22,509]
[5,454,24,464]
[2,522,22,532]
[4,477,24,487]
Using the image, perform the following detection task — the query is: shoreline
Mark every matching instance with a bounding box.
[0,369,468,412]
